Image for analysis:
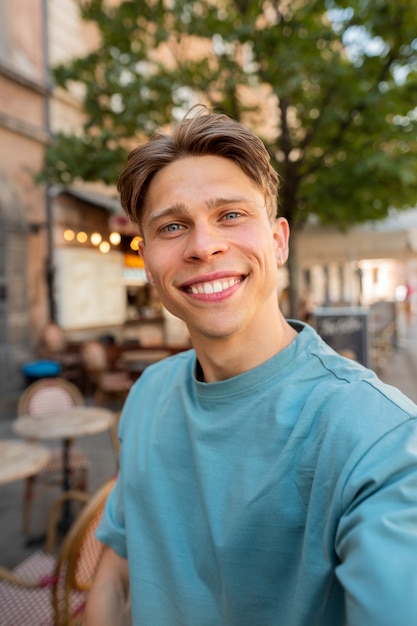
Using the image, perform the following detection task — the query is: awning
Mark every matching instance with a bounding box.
[54,185,139,235]
[108,213,140,236]
[298,208,417,266]
[58,187,122,213]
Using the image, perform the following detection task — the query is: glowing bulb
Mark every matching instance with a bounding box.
[64,229,75,241]
[109,231,121,245]
[90,232,102,246]
[99,241,110,254]
[130,236,142,251]
[76,231,88,243]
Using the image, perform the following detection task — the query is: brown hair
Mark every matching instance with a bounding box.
[117,105,279,234]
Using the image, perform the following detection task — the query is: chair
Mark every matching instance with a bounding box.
[80,341,132,407]
[39,322,84,386]
[0,478,116,626]
[18,378,89,535]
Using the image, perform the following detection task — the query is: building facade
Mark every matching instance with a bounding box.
[0,0,49,395]
[0,0,130,397]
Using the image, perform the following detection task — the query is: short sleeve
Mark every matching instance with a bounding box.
[96,475,127,559]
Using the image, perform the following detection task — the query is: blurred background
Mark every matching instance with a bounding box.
[1,0,417,403]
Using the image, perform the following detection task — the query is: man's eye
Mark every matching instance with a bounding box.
[162,223,182,232]
[223,211,241,220]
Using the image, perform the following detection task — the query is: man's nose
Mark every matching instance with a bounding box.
[184,224,228,261]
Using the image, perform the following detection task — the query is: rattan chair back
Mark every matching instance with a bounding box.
[18,377,84,417]
[53,478,116,625]
[0,478,116,626]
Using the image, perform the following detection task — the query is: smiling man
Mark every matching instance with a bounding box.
[138,153,296,381]
[86,107,417,626]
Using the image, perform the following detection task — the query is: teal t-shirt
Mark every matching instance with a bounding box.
[97,322,417,625]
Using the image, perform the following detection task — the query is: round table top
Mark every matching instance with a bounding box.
[0,439,52,485]
[12,406,114,441]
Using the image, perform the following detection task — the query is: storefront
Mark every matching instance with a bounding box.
[53,189,166,344]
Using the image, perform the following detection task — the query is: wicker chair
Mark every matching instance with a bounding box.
[80,341,132,407]
[17,378,89,535]
[0,478,115,626]
[39,322,84,386]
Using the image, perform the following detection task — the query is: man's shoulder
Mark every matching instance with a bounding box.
[292,323,417,430]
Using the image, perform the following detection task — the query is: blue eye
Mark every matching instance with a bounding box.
[224,211,241,220]
[164,223,181,232]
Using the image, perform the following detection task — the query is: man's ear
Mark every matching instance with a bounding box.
[273,218,290,265]
[138,240,154,285]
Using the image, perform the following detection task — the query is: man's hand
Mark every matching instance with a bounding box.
[85,547,131,625]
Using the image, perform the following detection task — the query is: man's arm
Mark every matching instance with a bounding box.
[336,419,417,625]
[85,546,131,626]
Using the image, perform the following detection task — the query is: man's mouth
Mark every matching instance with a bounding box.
[184,276,242,295]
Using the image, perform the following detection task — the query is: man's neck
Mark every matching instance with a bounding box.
[191,314,298,383]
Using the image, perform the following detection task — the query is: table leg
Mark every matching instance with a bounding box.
[58,438,73,533]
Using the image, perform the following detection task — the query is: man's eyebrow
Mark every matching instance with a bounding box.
[205,195,254,209]
[146,203,190,227]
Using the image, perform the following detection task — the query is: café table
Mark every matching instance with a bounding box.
[0,440,52,485]
[11,406,114,531]
[116,348,171,380]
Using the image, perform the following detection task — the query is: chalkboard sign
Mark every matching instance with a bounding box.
[311,307,369,367]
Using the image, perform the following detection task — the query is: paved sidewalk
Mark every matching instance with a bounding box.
[0,320,416,570]
[379,319,417,404]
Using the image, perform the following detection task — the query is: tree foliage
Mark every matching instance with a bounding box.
[42,0,417,311]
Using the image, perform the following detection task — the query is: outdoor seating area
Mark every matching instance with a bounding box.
[16,378,89,536]
[0,328,177,621]
[0,478,115,626]
[23,321,190,402]
[0,373,122,623]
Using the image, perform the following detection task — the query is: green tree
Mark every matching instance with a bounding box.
[42,0,417,315]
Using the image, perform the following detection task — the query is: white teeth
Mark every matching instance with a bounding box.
[189,277,240,295]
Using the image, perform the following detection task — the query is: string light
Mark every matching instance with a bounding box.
[63,229,75,241]
[90,232,102,246]
[76,231,88,243]
[99,241,111,254]
[63,227,125,250]
[109,231,121,245]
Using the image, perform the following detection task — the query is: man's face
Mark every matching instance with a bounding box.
[139,155,289,344]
